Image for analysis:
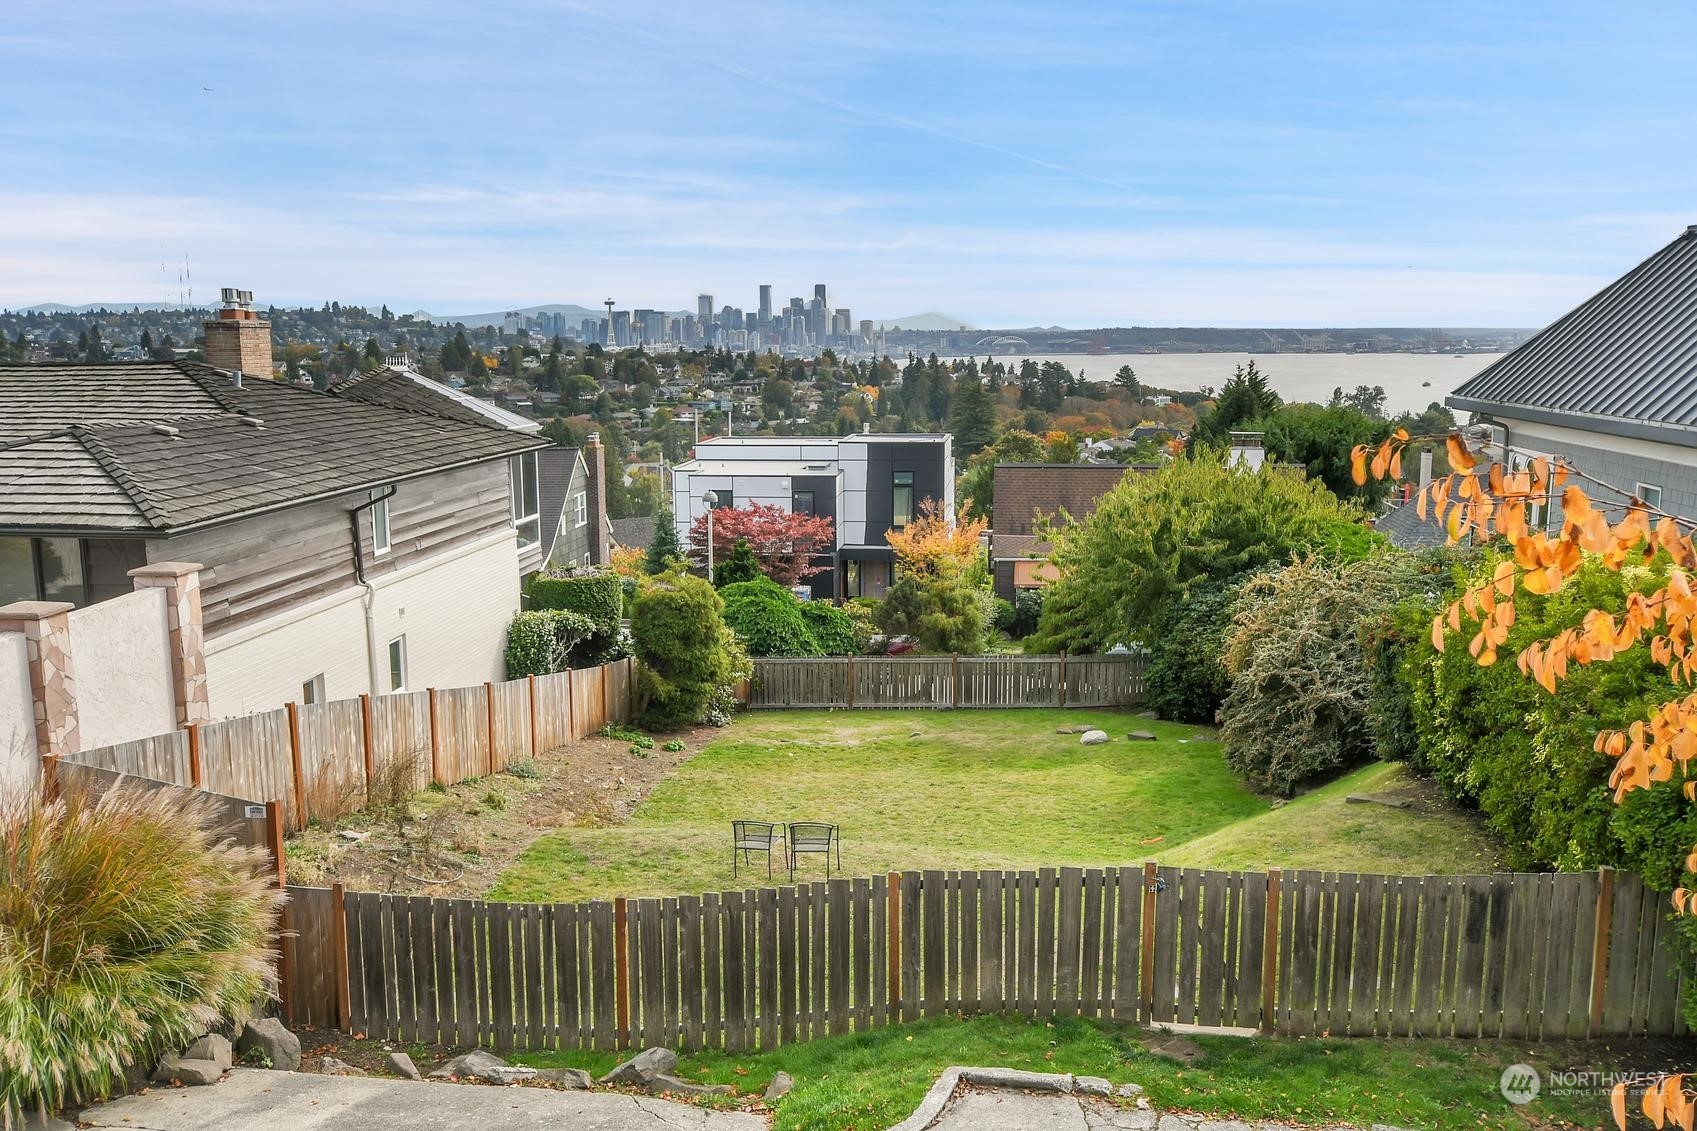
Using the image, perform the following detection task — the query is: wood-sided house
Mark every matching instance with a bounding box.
[0,360,556,718]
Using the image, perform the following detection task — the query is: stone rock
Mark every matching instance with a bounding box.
[599,1046,678,1087]
[431,1049,509,1079]
[1126,731,1158,741]
[319,1056,367,1077]
[236,1017,301,1072]
[485,1065,540,1085]
[649,1074,731,1098]
[1115,1082,1145,1097]
[18,1110,75,1131]
[1080,730,1109,745]
[1145,1035,1202,1066]
[764,1071,794,1102]
[152,1055,224,1086]
[535,1067,594,1089]
[1136,710,1159,719]
[387,1051,422,1080]
[1056,725,1091,734]
[1075,1075,1112,1096]
[181,1033,234,1072]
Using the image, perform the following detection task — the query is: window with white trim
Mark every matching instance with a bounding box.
[509,452,540,548]
[387,636,408,693]
[371,493,392,556]
[574,491,588,528]
[1638,482,1664,510]
[302,674,325,704]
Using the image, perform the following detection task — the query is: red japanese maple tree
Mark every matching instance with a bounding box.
[687,502,835,585]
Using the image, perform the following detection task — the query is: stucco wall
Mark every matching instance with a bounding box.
[203,528,519,718]
[66,587,176,750]
[0,631,34,798]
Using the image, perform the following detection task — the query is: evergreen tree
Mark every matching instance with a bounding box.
[645,504,682,574]
[948,375,998,459]
[713,539,762,587]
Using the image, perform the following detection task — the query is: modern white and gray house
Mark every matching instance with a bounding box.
[669,432,953,600]
[1381,224,1697,547]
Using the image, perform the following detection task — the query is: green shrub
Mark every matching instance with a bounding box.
[875,563,985,655]
[989,597,1017,635]
[720,577,822,657]
[1219,554,1431,796]
[529,568,625,666]
[1010,588,1045,639]
[841,600,880,654]
[799,600,859,656]
[1143,575,1244,724]
[1,783,282,1121]
[631,569,749,729]
[504,609,597,678]
[713,539,762,587]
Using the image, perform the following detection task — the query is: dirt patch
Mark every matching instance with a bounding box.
[285,725,721,898]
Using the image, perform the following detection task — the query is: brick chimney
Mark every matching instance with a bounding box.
[584,431,610,565]
[203,287,273,379]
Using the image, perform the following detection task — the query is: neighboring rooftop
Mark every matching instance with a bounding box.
[0,361,545,535]
[1448,225,1697,445]
[331,365,543,433]
[611,516,655,550]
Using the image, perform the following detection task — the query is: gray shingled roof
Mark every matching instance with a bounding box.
[611,516,655,550]
[1449,225,1697,445]
[0,361,545,534]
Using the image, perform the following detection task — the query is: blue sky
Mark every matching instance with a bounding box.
[2,1,1694,325]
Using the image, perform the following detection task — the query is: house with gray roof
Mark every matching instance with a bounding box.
[0,359,550,718]
[1443,224,1697,531]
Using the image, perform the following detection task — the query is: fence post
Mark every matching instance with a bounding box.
[1589,865,1616,1037]
[284,701,306,829]
[331,882,351,1032]
[359,693,375,795]
[265,799,291,1020]
[887,871,902,1013]
[846,655,855,709]
[614,896,631,1046]
[527,674,539,759]
[600,662,610,727]
[186,722,203,788]
[566,666,576,739]
[951,654,960,708]
[1261,868,1281,1032]
[1058,651,1068,708]
[484,681,497,776]
[1139,860,1157,1022]
[427,688,442,785]
[40,753,59,803]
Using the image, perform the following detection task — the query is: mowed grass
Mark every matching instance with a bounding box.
[511,1012,1653,1130]
[492,709,1263,902]
[1162,761,1507,876]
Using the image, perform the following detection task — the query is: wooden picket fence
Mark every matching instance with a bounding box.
[279,863,1689,1046]
[746,654,1144,709]
[58,658,635,832]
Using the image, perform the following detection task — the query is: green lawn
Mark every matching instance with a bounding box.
[491,710,1501,903]
[511,1013,1651,1130]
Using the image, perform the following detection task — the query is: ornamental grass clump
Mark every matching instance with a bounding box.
[0,782,283,1124]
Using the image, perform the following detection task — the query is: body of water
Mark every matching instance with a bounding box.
[947,352,1503,417]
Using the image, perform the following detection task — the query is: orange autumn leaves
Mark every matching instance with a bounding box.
[1619,1073,1697,1131]
[1352,430,1697,941]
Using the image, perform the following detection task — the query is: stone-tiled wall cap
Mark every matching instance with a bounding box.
[0,600,75,620]
[128,561,206,579]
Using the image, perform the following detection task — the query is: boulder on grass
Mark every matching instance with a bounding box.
[387,1052,422,1080]
[431,1050,509,1079]
[764,1071,794,1102]
[599,1047,679,1087]
[485,1066,539,1085]
[152,1055,224,1086]
[535,1067,593,1089]
[319,1057,366,1077]
[181,1034,234,1072]
[236,1018,301,1072]
[1080,730,1109,745]
[649,1074,731,1098]
[1125,731,1158,741]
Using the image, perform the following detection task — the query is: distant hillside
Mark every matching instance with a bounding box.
[18,302,202,314]
[873,312,978,332]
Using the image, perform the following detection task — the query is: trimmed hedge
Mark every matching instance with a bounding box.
[505,609,597,678]
[530,569,622,631]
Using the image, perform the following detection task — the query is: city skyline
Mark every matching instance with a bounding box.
[3,2,1695,325]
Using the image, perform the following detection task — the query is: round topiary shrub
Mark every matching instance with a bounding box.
[1,782,283,1122]
[504,608,598,678]
[631,569,746,729]
[719,577,821,657]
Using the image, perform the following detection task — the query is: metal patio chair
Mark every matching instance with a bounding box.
[786,821,841,881]
[731,820,781,880]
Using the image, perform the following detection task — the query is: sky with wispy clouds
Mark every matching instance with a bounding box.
[2,1,1694,325]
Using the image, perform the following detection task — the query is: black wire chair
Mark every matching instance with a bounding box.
[731,820,782,880]
[786,821,842,881]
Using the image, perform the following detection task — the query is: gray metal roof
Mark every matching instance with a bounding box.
[0,361,546,534]
[1448,225,1697,446]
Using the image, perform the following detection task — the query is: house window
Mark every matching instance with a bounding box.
[892,471,914,529]
[387,636,408,693]
[708,489,733,509]
[844,560,861,598]
[0,536,86,606]
[1638,483,1664,510]
[371,494,392,557]
[582,553,592,569]
[575,491,588,528]
[509,452,540,548]
[302,674,325,705]
[793,490,815,515]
